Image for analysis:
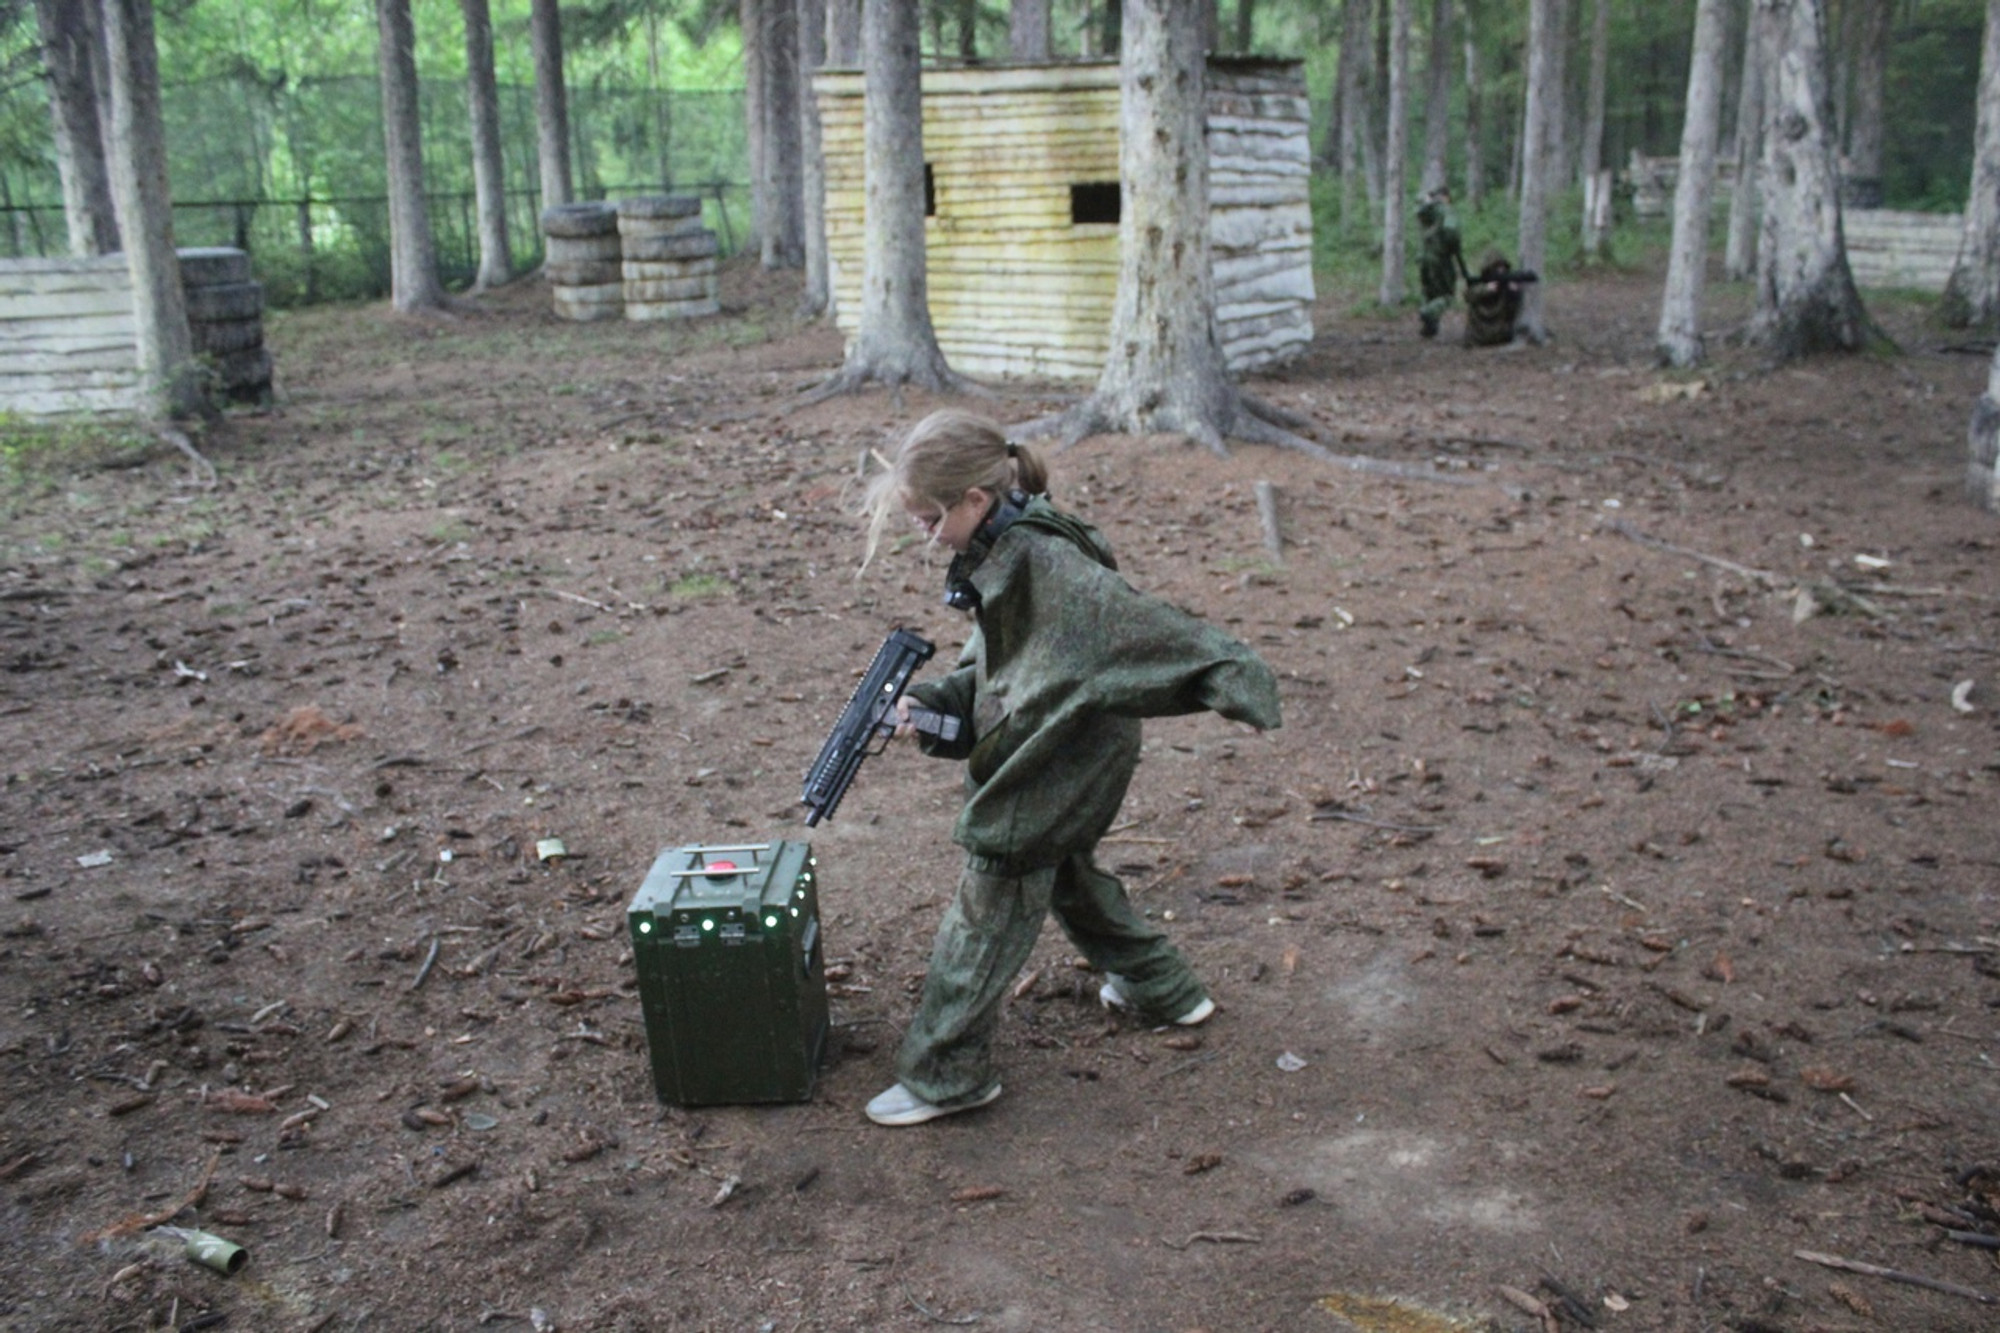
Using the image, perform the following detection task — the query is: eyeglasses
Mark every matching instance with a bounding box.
[909,495,961,536]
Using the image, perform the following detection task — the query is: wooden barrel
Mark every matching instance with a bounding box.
[616,197,719,320]
[541,203,623,321]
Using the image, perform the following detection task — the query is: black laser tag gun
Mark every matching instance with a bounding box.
[801,628,962,826]
[1458,254,1541,288]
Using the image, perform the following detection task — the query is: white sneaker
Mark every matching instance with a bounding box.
[1099,977,1216,1027]
[865,1081,1002,1127]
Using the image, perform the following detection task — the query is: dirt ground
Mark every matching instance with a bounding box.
[2,256,1998,1333]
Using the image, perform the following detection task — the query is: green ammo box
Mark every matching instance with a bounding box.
[626,841,829,1106]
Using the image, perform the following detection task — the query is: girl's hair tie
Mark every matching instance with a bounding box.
[1005,442,1018,458]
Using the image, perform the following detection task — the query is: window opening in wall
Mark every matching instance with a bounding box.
[925,164,936,217]
[1070,182,1120,225]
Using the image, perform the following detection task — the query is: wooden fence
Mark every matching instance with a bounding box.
[1843,210,1962,293]
[0,256,143,417]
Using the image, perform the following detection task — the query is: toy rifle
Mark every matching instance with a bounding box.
[1457,254,1540,288]
[801,628,962,826]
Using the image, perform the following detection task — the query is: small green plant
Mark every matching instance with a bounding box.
[668,573,731,600]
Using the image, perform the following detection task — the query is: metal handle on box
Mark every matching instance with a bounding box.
[664,842,775,879]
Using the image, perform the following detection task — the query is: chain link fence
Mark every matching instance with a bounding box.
[0,74,748,307]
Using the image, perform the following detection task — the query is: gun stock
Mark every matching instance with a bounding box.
[801,629,961,826]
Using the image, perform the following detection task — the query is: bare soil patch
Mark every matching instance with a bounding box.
[2,260,1997,1333]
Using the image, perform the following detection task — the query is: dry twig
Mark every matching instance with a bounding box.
[1793,1248,1994,1305]
[1602,519,1779,588]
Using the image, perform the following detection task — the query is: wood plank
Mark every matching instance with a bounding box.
[0,320,136,349]
[0,267,134,299]
[0,288,136,320]
[3,347,141,374]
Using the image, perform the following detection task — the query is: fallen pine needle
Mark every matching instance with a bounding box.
[1163,1230,1260,1250]
[80,1150,221,1243]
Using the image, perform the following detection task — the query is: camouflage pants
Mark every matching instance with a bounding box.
[894,852,1208,1107]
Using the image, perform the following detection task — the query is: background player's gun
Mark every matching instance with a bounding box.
[801,628,962,826]
[1459,257,1540,288]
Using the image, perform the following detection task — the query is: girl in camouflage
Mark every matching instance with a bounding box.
[851,410,1281,1126]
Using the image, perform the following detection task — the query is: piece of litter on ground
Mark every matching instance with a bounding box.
[536,838,566,862]
[77,850,114,868]
[1276,1051,1308,1073]
[1951,680,1975,713]
[1852,553,1891,570]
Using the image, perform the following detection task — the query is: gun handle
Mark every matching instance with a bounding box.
[902,707,962,744]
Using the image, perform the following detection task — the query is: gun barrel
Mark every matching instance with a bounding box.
[800,628,939,824]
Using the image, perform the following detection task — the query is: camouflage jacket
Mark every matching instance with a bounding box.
[1418,210,1463,303]
[1465,273,1524,347]
[908,497,1282,873]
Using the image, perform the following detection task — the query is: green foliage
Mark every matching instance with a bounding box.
[1884,1,1985,210]
[0,413,153,533]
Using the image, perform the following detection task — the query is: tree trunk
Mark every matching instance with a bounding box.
[460,0,512,290]
[376,0,446,311]
[1579,0,1610,258]
[828,0,863,63]
[760,0,804,269]
[1724,1,1766,280]
[1099,0,1123,59]
[36,0,119,256]
[1420,0,1450,195]
[1657,0,1729,367]
[1942,0,2000,332]
[956,0,979,57]
[1337,0,1372,230]
[1379,0,1410,305]
[1842,0,1888,206]
[1968,341,2000,511]
[1367,0,1387,206]
[1461,0,1482,206]
[800,0,831,315]
[1011,0,1051,59]
[1750,0,1870,358]
[1045,0,1310,455]
[810,0,959,394]
[530,0,573,211]
[98,0,202,418]
[645,12,672,191]
[742,0,767,249]
[1515,0,1558,342]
